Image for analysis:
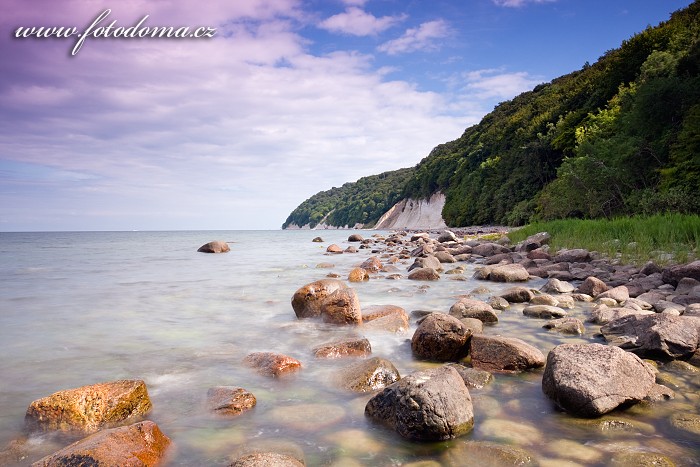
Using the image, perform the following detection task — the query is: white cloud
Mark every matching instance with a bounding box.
[318,7,406,36]
[378,20,449,55]
[492,0,557,7]
[461,69,543,100]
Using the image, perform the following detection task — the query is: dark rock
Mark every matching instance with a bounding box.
[601,314,699,359]
[334,357,400,392]
[320,288,362,325]
[243,352,302,377]
[365,366,473,441]
[438,230,458,243]
[487,296,510,310]
[348,234,364,242]
[344,246,358,253]
[197,240,230,253]
[577,276,609,297]
[676,277,700,295]
[500,286,534,303]
[469,335,545,373]
[291,279,347,319]
[25,380,152,433]
[484,252,514,265]
[32,421,170,466]
[553,249,591,263]
[312,337,371,358]
[661,260,700,287]
[312,237,323,243]
[542,343,655,417]
[411,313,471,361]
[408,267,440,281]
[207,387,256,416]
[640,261,662,275]
[446,364,493,389]
[471,242,511,257]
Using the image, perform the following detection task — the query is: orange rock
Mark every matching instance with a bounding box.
[207,386,256,416]
[348,267,369,282]
[243,352,302,377]
[197,240,230,253]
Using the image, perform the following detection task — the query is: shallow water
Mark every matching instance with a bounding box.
[0,230,698,466]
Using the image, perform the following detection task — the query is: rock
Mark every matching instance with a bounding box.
[540,278,575,294]
[344,246,358,253]
[500,286,534,303]
[661,260,700,286]
[597,285,630,303]
[578,276,609,297]
[362,305,409,332]
[469,335,545,373]
[541,343,656,417]
[197,240,230,253]
[207,387,256,416]
[484,252,513,265]
[365,366,473,441]
[312,237,323,243]
[670,412,700,436]
[449,298,498,324]
[312,337,372,359]
[516,232,551,252]
[446,364,493,389]
[553,249,591,263]
[523,305,567,319]
[478,419,542,445]
[543,317,585,335]
[588,304,653,325]
[334,357,400,392]
[408,267,440,281]
[441,441,537,466]
[347,267,369,282]
[360,256,383,273]
[409,255,443,272]
[653,300,685,314]
[434,251,457,263]
[243,352,302,377]
[438,230,458,243]
[348,234,364,242]
[471,242,511,257]
[410,232,430,242]
[25,380,152,433]
[677,277,700,295]
[320,288,362,325]
[487,296,509,310]
[326,244,343,254]
[459,317,484,334]
[527,247,551,260]
[601,314,699,359]
[32,421,170,467]
[411,313,472,362]
[487,264,530,282]
[230,452,305,467]
[645,383,675,402]
[640,261,662,275]
[529,294,559,307]
[610,452,675,467]
[291,279,347,319]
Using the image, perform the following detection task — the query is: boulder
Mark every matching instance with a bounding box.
[197,240,230,253]
[334,357,400,393]
[578,276,609,297]
[243,352,302,377]
[522,305,567,319]
[438,230,458,243]
[553,249,591,263]
[230,452,305,467]
[360,256,383,273]
[542,343,655,417]
[441,441,537,466]
[446,364,493,389]
[320,288,362,325]
[326,244,343,254]
[500,286,534,303]
[540,278,575,294]
[411,313,472,362]
[587,303,653,325]
[25,380,152,433]
[207,386,256,416]
[365,366,473,441]
[435,251,457,263]
[312,237,323,243]
[291,279,347,319]
[542,317,585,335]
[31,421,170,467]
[362,305,410,332]
[348,234,364,242]
[469,335,545,373]
[408,267,440,281]
[409,255,443,272]
[661,260,700,286]
[312,337,372,359]
[344,246,358,253]
[471,243,511,257]
[487,264,530,282]
[597,285,630,303]
[449,298,498,324]
[529,294,559,307]
[348,267,369,282]
[600,314,699,359]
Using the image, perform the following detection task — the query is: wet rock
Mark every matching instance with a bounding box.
[312,337,372,359]
[360,256,383,273]
[441,441,537,466]
[291,279,347,319]
[435,251,457,263]
[243,352,302,377]
[348,234,364,242]
[669,412,700,436]
[32,421,170,467]
[446,364,493,389]
[661,260,700,287]
[529,294,559,307]
[326,244,343,254]
[542,343,655,417]
[230,452,305,467]
[610,451,676,466]
[365,366,473,441]
[471,242,511,257]
[362,305,409,332]
[523,305,567,319]
[500,286,534,303]
[321,288,362,325]
[487,263,530,282]
[487,296,509,310]
[334,357,400,392]
[597,286,630,303]
[207,387,256,416]
[470,335,545,373]
[479,419,542,445]
[600,314,699,359]
[578,276,609,297]
[347,267,369,282]
[197,240,230,253]
[449,298,498,324]
[411,313,472,362]
[312,237,323,243]
[541,278,575,294]
[409,255,443,272]
[316,263,334,269]
[543,317,585,335]
[408,267,440,281]
[644,383,675,402]
[344,246,358,253]
[459,317,484,334]
[25,379,152,433]
[588,304,653,325]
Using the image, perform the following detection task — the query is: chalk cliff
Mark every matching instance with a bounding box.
[375,193,447,230]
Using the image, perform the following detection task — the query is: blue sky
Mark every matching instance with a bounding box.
[0,0,693,231]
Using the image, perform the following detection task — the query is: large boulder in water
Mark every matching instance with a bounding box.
[291,279,347,319]
[320,288,362,325]
[365,366,473,441]
[411,313,471,362]
[32,420,170,467]
[542,343,655,417]
[25,380,152,433]
[449,298,498,324]
[243,352,302,377]
[469,335,544,373]
[197,240,230,253]
[600,314,699,359]
[312,336,371,359]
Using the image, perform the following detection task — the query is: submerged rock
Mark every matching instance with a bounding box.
[365,366,473,441]
[543,317,585,335]
[230,452,305,467]
[197,240,230,253]
[25,379,152,433]
[243,352,302,377]
[334,357,400,392]
[207,386,256,416]
[441,441,537,466]
[312,337,372,358]
[446,364,493,389]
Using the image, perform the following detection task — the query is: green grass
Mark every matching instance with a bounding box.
[507,214,700,266]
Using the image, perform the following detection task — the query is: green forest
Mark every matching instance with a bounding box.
[283,2,700,229]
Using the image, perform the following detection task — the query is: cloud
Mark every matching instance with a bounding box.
[461,69,543,100]
[378,20,449,55]
[492,0,557,7]
[318,7,406,36]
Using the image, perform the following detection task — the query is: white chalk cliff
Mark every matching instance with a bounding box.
[375,192,447,230]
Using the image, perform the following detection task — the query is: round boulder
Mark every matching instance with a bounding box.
[488,264,530,282]
[600,314,699,359]
[312,337,371,359]
[320,288,362,325]
[243,352,302,377]
[334,357,400,392]
[197,240,230,253]
[449,298,498,324]
[291,279,347,319]
[207,386,256,416]
[348,233,364,242]
[469,335,544,373]
[411,313,472,362]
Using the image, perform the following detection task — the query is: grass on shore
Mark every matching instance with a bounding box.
[506,214,700,266]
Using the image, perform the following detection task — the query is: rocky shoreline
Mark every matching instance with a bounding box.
[3,229,699,466]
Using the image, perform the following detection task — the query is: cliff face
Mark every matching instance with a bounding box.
[375,192,447,230]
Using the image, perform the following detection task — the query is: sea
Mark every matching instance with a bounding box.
[0,230,698,466]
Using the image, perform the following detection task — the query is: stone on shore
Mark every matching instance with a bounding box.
[32,421,170,467]
[334,357,400,392]
[578,276,609,297]
[553,249,591,263]
[207,387,256,416]
[661,260,700,286]
[411,313,472,362]
[362,305,410,332]
[471,243,511,257]
[25,379,152,433]
[600,314,699,359]
[291,279,347,319]
[540,278,575,294]
[597,285,630,303]
[197,240,230,253]
[488,264,530,282]
[243,352,302,377]
[312,337,372,359]
[360,256,383,273]
[365,366,473,441]
[542,343,655,417]
[469,335,545,373]
[449,298,499,324]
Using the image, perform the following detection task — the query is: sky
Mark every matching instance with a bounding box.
[0,0,694,231]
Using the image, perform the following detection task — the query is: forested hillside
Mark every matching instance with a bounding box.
[284,2,700,229]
